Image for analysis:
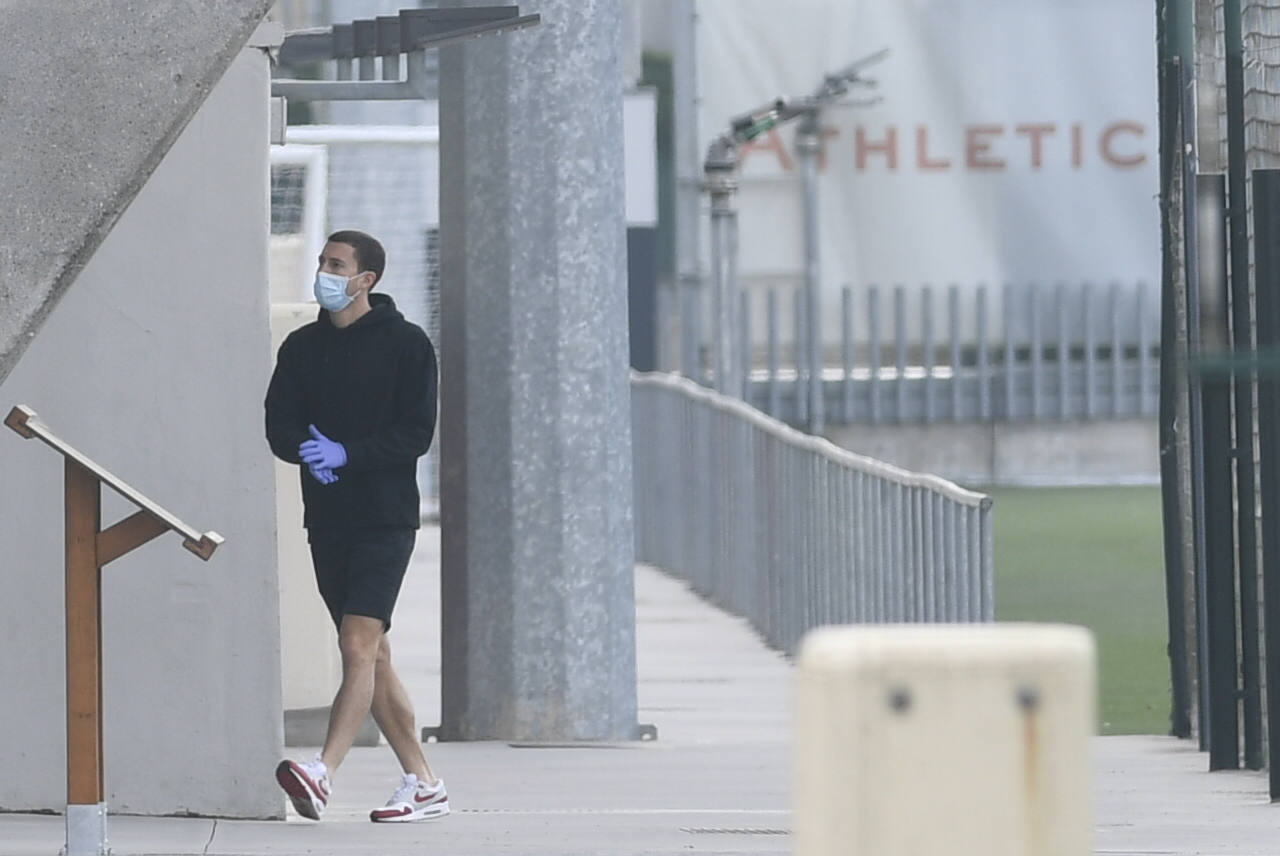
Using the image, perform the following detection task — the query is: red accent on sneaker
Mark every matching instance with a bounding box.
[275,760,329,821]
[372,806,411,818]
[414,790,444,805]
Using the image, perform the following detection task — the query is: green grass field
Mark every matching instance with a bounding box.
[980,486,1171,735]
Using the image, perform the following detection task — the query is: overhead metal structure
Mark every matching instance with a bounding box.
[271,6,540,102]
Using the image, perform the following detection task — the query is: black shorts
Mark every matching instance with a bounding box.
[308,528,416,632]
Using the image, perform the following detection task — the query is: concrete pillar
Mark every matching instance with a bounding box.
[437,0,639,741]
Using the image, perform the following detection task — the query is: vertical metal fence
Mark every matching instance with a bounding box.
[668,281,1160,426]
[631,372,995,655]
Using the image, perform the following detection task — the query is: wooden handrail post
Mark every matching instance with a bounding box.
[5,406,222,856]
[65,460,107,854]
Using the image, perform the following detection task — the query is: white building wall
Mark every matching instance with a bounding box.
[0,45,284,818]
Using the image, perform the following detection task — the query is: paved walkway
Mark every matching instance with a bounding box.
[5,525,1280,854]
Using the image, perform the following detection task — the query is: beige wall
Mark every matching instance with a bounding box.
[271,304,343,714]
[0,46,284,818]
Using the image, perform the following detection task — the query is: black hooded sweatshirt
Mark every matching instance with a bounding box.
[265,293,437,535]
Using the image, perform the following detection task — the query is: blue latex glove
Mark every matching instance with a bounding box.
[308,463,339,485]
[299,424,348,470]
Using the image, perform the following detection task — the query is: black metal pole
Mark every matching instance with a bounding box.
[1203,373,1238,768]
[1196,174,1239,771]
[1223,0,1263,770]
[1251,168,1280,799]
[1157,48,1193,739]
[1177,54,1212,750]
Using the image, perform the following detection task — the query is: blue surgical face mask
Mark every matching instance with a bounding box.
[314,271,358,312]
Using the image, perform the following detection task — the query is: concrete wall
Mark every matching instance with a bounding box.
[0,46,283,818]
[271,304,341,717]
[0,0,274,385]
[825,419,1160,487]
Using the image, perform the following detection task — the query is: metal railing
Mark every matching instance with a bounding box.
[631,372,994,656]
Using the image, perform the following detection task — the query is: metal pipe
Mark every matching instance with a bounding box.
[705,152,739,395]
[797,111,825,434]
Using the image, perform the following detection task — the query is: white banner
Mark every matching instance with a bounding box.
[694,0,1160,337]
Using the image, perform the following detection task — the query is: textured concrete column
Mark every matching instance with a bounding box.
[438,0,638,741]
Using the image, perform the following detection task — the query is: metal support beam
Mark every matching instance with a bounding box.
[1253,169,1280,799]
[1222,0,1263,770]
[277,7,531,65]
[272,49,432,101]
[1156,50,1195,741]
[272,9,539,102]
[1195,174,1239,771]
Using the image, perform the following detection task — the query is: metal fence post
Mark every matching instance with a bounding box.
[923,285,936,423]
[978,285,991,421]
[1252,169,1280,796]
[869,286,883,424]
[768,289,780,418]
[949,285,962,422]
[1003,283,1016,421]
[894,286,908,423]
[842,286,854,422]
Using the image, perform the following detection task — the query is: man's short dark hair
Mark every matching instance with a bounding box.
[328,230,386,286]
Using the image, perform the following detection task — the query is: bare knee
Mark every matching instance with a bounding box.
[338,616,384,671]
[374,636,394,672]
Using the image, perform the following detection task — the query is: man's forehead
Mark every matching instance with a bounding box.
[320,242,356,263]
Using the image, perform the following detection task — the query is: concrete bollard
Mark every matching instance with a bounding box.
[795,624,1096,856]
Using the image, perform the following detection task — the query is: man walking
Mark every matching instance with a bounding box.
[265,230,446,823]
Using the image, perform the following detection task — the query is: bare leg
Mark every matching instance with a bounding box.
[371,635,436,784]
[320,614,384,774]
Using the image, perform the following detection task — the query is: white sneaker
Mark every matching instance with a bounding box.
[276,756,331,821]
[369,773,450,823]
